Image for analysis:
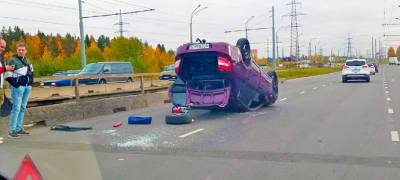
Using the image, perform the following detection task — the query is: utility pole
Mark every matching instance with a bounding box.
[115,9,128,37]
[190,5,207,43]
[78,0,86,68]
[371,37,374,59]
[272,6,276,70]
[286,0,304,59]
[267,38,270,58]
[346,34,353,58]
[374,39,377,59]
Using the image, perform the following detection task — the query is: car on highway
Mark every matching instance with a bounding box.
[159,65,177,80]
[174,38,279,112]
[342,59,370,83]
[41,62,134,87]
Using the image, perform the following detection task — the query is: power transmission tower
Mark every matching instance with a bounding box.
[346,34,353,58]
[115,10,128,37]
[286,0,304,59]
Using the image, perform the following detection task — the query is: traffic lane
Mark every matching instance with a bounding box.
[177,70,392,156]
[96,69,400,180]
[380,65,400,140]
[279,72,340,96]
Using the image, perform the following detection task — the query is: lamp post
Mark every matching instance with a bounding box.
[190,4,208,43]
[245,16,255,39]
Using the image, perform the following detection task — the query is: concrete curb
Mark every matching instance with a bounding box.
[24,91,169,126]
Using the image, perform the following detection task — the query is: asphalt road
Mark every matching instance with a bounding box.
[1,65,400,180]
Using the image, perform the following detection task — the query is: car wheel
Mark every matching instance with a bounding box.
[99,79,107,84]
[236,38,252,67]
[342,78,347,83]
[366,77,370,82]
[267,71,279,105]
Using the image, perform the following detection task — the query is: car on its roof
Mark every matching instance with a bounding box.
[172,38,278,112]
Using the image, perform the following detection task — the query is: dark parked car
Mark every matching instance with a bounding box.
[173,38,278,112]
[41,62,134,87]
[52,70,81,77]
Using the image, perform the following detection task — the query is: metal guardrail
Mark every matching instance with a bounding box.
[28,73,172,103]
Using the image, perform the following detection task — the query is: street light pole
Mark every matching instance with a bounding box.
[78,0,86,68]
[190,5,207,43]
[245,16,255,39]
[272,6,276,70]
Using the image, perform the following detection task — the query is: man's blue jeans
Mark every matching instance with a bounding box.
[9,85,32,134]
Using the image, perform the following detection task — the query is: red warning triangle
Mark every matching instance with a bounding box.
[13,155,43,180]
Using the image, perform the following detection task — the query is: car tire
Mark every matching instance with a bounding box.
[99,79,107,84]
[165,113,193,124]
[267,71,278,105]
[342,78,347,83]
[366,77,370,82]
[236,38,252,67]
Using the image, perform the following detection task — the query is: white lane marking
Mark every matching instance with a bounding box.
[0,137,3,141]
[388,108,394,114]
[299,91,305,95]
[178,129,204,138]
[385,86,388,89]
[387,98,391,101]
[386,91,389,94]
[117,158,125,161]
[0,140,3,144]
[312,87,318,90]
[322,84,327,87]
[279,98,288,102]
[391,131,400,142]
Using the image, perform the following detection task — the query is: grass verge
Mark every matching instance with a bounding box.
[277,67,342,80]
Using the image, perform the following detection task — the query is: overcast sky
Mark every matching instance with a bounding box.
[0,0,397,57]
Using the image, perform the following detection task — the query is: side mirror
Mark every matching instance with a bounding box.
[103,69,110,73]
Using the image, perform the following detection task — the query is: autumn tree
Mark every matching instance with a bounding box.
[103,46,112,61]
[388,47,396,57]
[110,37,143,60]
[25,35,42,60]
[86,38,104,62]
[42,46,52,61]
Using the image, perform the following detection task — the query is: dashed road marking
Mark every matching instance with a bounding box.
[386,91,389,94]
[322,84,327,87]
[299,91,306,95]
[391,131,400,142]
[312,87,318,90]
[387,98,391,101]
[179,129,204,138]
[279,98,288,102]
[388,108,394,114]
[385,86,388,89]
[117,158,125,161]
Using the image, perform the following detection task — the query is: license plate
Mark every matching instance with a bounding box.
[189,43,210,50]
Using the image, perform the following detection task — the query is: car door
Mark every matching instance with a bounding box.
[102,63,113,83]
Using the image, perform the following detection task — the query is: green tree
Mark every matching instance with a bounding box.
[86,38,104,62]
[110,37,144,60]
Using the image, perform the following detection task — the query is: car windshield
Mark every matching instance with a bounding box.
[79,63,102,74]
[164,65,174,71]
[346,61,366,66]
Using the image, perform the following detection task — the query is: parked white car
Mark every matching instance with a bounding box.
[342,59,370,83]
[389,57,399,65]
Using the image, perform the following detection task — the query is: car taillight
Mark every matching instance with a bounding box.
[362,65,368,68]
[174,59,181,74]
[218,57,232,72]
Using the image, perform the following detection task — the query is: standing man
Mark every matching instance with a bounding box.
[7,42,33,138]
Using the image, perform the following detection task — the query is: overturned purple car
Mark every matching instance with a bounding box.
[172,38,278,112]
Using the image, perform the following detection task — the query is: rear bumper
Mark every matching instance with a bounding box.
[186,87,231,108]
[343,74,369,80]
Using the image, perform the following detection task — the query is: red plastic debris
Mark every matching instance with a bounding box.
[14,155,43,180]
[113,121,122,128]
[172,107,183,114]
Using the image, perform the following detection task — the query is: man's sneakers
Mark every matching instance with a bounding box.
[8,133,19,138]
[7,130,30,139]
[17,130,30,136]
